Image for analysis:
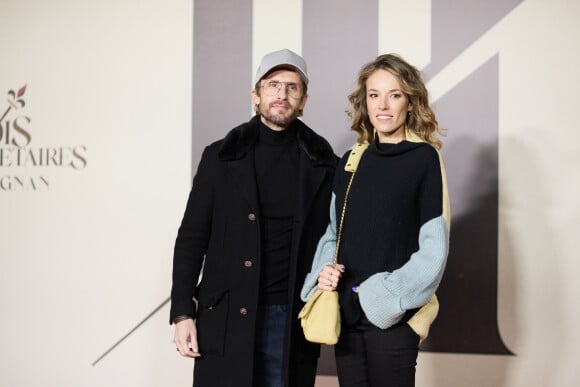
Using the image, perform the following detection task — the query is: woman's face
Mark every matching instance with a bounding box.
[365,69,411,143]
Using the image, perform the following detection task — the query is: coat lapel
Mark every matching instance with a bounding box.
[227,152,260,212]
[293,120,336,227]
[294,151,326,226]
[219,116,261,212]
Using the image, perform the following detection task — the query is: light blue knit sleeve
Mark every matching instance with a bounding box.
[358,215,449,329]
[300,193,337,302]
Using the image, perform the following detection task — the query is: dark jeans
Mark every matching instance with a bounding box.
[253,304,288,387]
[335,316,420,387]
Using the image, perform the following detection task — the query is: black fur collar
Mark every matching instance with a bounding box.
[218,115,336,165]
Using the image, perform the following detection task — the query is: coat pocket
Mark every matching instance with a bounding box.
[196,288,229,356]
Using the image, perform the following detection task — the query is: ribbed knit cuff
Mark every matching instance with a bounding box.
[358,272,404,329]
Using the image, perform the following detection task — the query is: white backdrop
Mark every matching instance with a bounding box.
[1,0,579,386]
[0,0,193,386]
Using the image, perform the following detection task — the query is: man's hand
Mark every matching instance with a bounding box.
[174,319,201,358]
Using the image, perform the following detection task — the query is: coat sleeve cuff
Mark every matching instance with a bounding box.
[172,315,194,325]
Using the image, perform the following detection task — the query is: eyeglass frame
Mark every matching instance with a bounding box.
[258,80,306,99]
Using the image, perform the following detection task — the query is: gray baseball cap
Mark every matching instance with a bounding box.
[254,49,309,85]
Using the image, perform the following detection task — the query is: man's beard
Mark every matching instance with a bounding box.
[260,102,300,129]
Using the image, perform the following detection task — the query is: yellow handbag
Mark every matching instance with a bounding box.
[298,143,368,345]
[298,288,341,345]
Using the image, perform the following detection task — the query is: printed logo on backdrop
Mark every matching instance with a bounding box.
[0,85,87,191]
[188,0,518,361]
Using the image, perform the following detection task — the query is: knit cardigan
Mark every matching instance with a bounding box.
[301,131,450,338]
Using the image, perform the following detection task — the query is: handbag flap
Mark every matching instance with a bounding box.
[298,289,323,318]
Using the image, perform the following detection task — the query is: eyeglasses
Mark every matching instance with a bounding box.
[260,81,303,99]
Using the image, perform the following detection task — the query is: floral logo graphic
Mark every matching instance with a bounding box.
[1,85,88,191]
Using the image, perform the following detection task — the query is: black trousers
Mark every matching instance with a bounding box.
[335,316,420,387]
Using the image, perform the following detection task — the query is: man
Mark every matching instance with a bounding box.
[170,49,337,387]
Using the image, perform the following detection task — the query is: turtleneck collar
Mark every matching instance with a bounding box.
[371,135,428,156]
[258,119,298,145]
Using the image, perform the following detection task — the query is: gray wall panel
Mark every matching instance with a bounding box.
[192,0,253,170]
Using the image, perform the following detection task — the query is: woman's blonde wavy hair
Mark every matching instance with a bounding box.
[347,54,444,149]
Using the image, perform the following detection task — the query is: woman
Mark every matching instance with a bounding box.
[300,54,450,386]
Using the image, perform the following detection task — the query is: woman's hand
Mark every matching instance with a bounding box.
[317,264,345,291]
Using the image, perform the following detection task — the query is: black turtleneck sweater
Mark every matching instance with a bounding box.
[254,120,300,305]
[334,140,444,326]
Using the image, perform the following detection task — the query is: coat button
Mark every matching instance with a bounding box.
[239,307,248,316]
[244,260,253,268]
[248,213,256,221]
